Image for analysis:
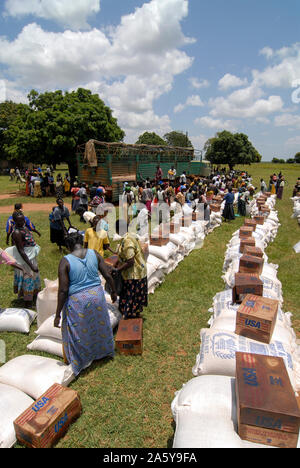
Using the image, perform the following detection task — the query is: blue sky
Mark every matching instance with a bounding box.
[0,0,300,161]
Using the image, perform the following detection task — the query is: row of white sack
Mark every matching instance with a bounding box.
[171,202,300,447]
[146,219,216,295]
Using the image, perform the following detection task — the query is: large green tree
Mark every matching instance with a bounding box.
[294,152,300,164]
[3,88,125,179]
[135,131,166,146]
[204,130,261,170]
[0,101,30,160]
[163,130,193,148]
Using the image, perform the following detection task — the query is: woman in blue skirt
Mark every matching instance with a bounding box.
[54,232,117,376]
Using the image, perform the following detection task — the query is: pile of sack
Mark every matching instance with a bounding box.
[171,193,300,448]
[0,201,225,448]
[291,195,300,226]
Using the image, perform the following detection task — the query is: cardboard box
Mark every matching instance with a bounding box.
[232,273,263,304]
[239,254,264,275]
[260,205,270,214]
[239,226,255,238]
[14,384,82,448]
[209,204,221,213]
[244,219,257,230]
[115,318,143,355]
[192,211,201,221]
[181,215,192,227]
[104,255,119,268]
[150,224,170,246]
[236,352,300,448]
[170,221,181,233]
[240,237,256,253]
[235,294,279,343]
[254,216,265,225]
[244,246,264,258]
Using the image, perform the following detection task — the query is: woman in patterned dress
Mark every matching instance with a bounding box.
[10,212,41,306]
[54,232,117,376]
[114,219,148,319]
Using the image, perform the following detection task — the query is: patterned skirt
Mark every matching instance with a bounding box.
[119,277,148,319]
[14,259,41,302]
[61,285,114,376]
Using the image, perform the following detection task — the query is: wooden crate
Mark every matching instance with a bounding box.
[239,226,255,238]
[14,384,82,449]
[244,246,263,258]
[115,318,143,355]
[232,273,263,304]
[236,352,300,448]
[239,254,264,275]
[235,294,279,343]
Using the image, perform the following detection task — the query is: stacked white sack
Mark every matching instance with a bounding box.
[291,196,300,226]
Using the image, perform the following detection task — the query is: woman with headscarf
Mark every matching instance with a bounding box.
[114,219,148,319]
[54,232,116,376]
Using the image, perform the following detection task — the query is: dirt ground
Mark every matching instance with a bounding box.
[0,193,71,214]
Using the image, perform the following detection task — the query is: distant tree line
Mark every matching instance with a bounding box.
[272,153,300,164]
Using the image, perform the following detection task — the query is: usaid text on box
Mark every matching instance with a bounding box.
[0,340,5,364]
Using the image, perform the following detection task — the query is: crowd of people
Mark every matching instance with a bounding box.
[2,164,292,378]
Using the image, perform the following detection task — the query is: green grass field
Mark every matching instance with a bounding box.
[0,162,299,448]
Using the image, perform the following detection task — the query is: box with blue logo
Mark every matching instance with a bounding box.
[236,352,300,448]
[235,294,279,343]
[14,383,82,448]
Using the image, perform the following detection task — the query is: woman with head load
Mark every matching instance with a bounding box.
[54,231,117,376]
[10,211,41,306]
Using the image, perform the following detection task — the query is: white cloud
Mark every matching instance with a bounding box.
[189,77,210,89]
[194,116,239,132]
[253,42,300,88]
[274,113,300,129]
[174,94,204,113]
[0,0,194,140]
[218,73,248,91]
[4,0,101,30]
[209,84,283,119]
[285,135,300,146]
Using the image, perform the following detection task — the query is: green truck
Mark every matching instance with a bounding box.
[77,140,211,202]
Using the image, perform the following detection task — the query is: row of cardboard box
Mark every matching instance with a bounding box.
[172,193,300,448]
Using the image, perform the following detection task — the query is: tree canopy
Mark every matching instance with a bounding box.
[135,131,167,146]
[163,131,193,148]
[204,130,261,170]
[3,88,125,178]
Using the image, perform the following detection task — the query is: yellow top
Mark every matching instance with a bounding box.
[118,232,147,281]
[83,228,109,257]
